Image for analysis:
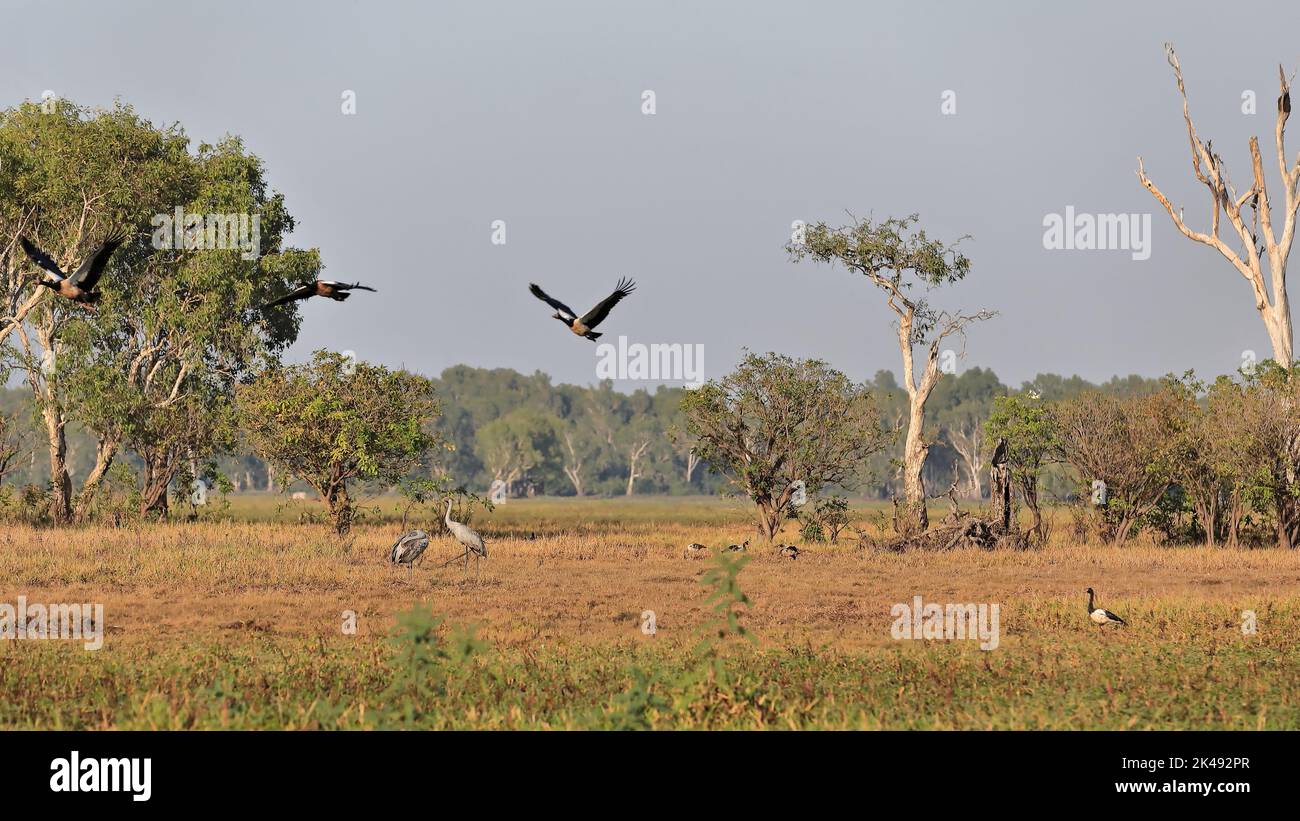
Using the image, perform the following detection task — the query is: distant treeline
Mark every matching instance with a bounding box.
[1,365,1165,499]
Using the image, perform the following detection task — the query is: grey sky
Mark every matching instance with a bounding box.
[4,0,1298,389]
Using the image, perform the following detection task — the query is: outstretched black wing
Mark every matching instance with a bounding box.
[262,283,318,308]
[529,282,577,321]
[19,237,67,280]
[578,276,636,329]
[72,232,127,289]
[333,281,377,292]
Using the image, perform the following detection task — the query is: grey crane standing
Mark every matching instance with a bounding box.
[443,498,487,580]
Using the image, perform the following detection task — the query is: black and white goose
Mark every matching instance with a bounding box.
[528,277,635,341]
[683,542,708,559]
[726,539,749,552]
[777,544,800,560]
[390,530,431,570]
[20,233,126,308]
[1086,587,1126,625]
[262,279,377,309]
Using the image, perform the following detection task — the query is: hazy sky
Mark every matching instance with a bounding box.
[4,0,1299,390]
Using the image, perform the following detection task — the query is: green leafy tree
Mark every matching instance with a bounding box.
[0,100,187,521]
[558,417,601,497]
[0,100,316,522]
[62,137,316,518]
[237,351,440,534]
[1221,362,1300,548]
[681,351,889,540]
[985,393,1058,540]
[475,408,561,495]
[1050,387,1184,545]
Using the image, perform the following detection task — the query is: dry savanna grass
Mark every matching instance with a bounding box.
[1,496,1297,729]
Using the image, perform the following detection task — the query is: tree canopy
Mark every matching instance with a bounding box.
[236,351,441,534]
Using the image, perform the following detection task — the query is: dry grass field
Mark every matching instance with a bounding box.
[2,496,1298,729]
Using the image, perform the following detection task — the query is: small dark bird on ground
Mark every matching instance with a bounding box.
[20,233,126,307]
[1086,587,1126,626]
[262,279,376,308]
[528,277,636,341]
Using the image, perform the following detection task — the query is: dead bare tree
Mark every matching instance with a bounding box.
[1137,44,1299,363]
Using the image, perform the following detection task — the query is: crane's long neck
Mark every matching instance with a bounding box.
[1087,590,1095,612]
[444,499,453,527]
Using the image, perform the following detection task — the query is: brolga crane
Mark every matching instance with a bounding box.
[389,530,431,571]
[443,498,487,580]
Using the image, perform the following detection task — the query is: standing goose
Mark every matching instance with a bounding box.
[20,233,126,307]
[726,539,749,552]
[528,277,636,341]
[262,279,377,309]
[1086,588,1126,625]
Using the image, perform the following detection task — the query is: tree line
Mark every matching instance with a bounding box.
[1,350,1170,516]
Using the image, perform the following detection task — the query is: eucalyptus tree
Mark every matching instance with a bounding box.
[791,214,994,533]
[63,137,317,518]
[0,100,187,521]
[0,100,317,521]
